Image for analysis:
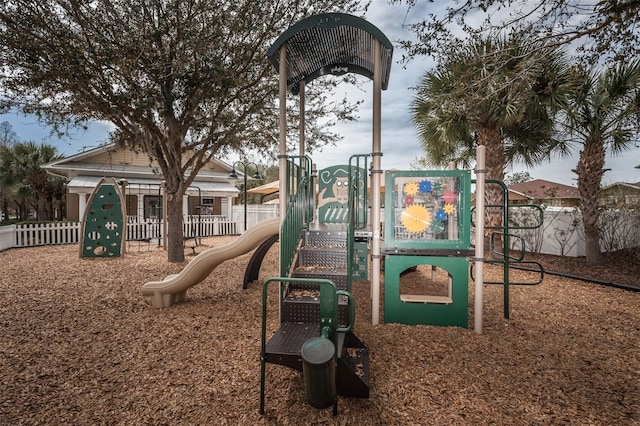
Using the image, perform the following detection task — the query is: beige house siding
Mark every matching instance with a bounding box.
[84,146,229,173]
[85,147,148,166]
[66,193,80,222]
[600,183,640,206]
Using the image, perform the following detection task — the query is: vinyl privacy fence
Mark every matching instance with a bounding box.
[507,206,640,256]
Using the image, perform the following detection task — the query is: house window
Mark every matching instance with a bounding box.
[201,197,215,205]
[144,195,162,219]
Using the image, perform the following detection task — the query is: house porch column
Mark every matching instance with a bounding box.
[78,192,88,220]
[225,196,234,218]
[182,194,189,217]
[137,195,144,219]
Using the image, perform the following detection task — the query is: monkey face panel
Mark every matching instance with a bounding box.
[333,178,349,203]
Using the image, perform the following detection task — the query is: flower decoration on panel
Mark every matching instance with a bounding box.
[419,180,432,193]
[442,190,456,204]
[404,181,419,196]
[443,203,455,215]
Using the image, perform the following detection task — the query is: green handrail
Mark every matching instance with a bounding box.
[280,156,314,278]
[260,277,356,414]
[346,154,369,292]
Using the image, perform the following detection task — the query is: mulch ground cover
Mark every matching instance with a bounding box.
[1,238,638,425]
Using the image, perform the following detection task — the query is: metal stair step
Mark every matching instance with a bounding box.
[281,288,350,325]
[264,322,319,371]
[291,267,348,291]
[304,228,348,248]
[297,245,347,268]
[264,322,347,371]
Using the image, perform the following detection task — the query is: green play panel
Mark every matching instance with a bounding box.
[383,255,468,327]
[81,178,126,258]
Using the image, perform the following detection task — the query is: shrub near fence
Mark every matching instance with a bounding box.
[508,206,640,257]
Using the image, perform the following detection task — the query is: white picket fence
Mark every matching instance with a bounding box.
[17,222,81,247]
[0,215,248,252]
[2,205,637,255]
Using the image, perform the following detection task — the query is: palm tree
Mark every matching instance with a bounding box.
[557,60,640,265]
[411,35,573,232]
[0,142,62,221]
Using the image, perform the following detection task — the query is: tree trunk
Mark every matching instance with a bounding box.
[37,191,46,221]
[166,193,185,263]
[575,139,606,266]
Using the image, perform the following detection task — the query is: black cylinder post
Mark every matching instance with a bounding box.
[301,337,336,409]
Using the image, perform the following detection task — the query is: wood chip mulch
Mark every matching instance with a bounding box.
[1,238,638,425]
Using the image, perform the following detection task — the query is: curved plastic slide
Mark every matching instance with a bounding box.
[141,218,280,308]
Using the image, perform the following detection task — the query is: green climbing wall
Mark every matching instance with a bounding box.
[81,177,126,258]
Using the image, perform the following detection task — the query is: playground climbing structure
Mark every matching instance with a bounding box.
[138,11,546,416]
[259,156,372,415]
[80,177,126,258]
[259,13,393,414]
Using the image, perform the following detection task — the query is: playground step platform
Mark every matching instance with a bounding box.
[264,322,319,370]
[305,224,348,247]
[291,266,348,291]
[263,322,369,398]
[282,286,350,326]
[297,245,347,268]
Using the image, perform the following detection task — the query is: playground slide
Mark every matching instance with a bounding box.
[141,218,280,308]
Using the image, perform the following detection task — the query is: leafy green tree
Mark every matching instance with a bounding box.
[0,142,62,221]
[44,174,67,220]
[0,121,19,221]
[393,0,640,66]
[0,144,28,221]
[410,35,572,229]
[0,0,363,262]
[505,171,532,185]
[554,60,640,265]
[0,121,17,148]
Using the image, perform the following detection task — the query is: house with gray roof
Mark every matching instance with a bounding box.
[43,143,239,222]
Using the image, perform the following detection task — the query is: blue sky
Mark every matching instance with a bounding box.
[2,0,639,186]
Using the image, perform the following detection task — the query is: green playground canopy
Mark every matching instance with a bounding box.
[267,13,393,94]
